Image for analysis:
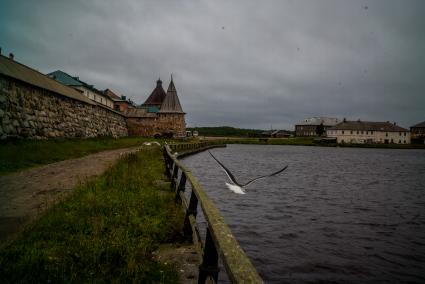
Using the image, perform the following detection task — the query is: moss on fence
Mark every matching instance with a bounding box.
[0,147,183,283]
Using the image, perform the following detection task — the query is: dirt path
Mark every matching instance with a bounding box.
[0,146,141,244]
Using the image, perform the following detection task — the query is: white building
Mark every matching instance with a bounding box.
[295,117,340,136]
[48,70,114,109]
[327,120,410,144]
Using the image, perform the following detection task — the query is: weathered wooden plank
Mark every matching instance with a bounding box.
[179,190,189,210]
[189,214,203,256]
[198,227,219,283]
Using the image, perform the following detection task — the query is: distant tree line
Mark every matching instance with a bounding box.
[187,126,264,137]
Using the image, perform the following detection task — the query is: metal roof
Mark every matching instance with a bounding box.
[411,121,425,128]
[330,121,408,132]
[148,106,159,113]
[47,70,110,99]
[47,70,82,86]
[296,117,340,126]
[159,78,184,113]
[0,55,94,105]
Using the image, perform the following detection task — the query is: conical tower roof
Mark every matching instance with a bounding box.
[143,78,167,105]
[159,76,184,113]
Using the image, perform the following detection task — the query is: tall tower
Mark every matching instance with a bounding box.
[158,75,186,137]
[142,78,167,110]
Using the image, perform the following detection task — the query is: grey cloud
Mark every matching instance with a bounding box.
[1,0,424,130]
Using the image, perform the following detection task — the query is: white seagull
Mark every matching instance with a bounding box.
[208,151,288,194]
[143,141,161,146]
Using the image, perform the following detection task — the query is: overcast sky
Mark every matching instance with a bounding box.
[1,0,424,129]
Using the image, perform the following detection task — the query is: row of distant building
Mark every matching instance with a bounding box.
[47,70,186,137]
[1,50,186,138]
[294,117,425,145]
[47,70,133,112]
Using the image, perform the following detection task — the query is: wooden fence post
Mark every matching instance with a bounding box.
[198,227,219,283]
[163,150,171,178]
[171,164,179,191]
[175,172,186,202]
[183,191,198,240]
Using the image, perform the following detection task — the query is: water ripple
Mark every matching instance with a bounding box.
[182,145,425,283]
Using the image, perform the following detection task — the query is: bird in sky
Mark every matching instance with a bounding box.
[208,150,288,194]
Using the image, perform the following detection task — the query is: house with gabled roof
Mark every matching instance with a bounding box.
[126,76,186,137]
[295,117,340,137]
[410,121,425,144]
[48,70,114,109]
[327,120,410,144]
[103,88,131,112]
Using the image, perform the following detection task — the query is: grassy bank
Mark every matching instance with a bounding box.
[0,147,183,283]
[203,137,425,149]
[0,136,156,175]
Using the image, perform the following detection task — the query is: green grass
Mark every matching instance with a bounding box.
[0,147,184,283]
[0,136,159,175]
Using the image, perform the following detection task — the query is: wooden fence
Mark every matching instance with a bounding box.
[164,142,263,283]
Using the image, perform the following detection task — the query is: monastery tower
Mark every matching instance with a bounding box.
[126,76,186,137]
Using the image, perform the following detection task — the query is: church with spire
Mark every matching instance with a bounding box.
[125,76,186,137]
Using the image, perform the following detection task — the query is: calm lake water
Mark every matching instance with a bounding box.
[181,144,425,283]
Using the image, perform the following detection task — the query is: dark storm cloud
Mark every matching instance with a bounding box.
[1,0,424,129]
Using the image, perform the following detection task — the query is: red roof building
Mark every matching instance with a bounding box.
[104,89,130,112]
[126,76,186,137]
[142,78,167,107]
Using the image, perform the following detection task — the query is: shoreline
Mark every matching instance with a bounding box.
[198,136,425,150]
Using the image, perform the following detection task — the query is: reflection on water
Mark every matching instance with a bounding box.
[182,144,425,283]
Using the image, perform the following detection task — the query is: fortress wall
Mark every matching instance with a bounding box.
[0,76,128,139]
[157,113,186,137]
[126,114,186,138]
[126,117,158,136]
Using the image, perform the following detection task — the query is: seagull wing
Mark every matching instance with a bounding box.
[241,165,288,187]
[208,151,242,186]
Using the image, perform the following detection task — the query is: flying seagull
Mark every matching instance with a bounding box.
[208,151,288,194]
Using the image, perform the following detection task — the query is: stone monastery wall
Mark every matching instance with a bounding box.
[126,113,186,137]
[0,76,128,139]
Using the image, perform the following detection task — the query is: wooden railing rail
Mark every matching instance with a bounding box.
[164,142,263,284]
